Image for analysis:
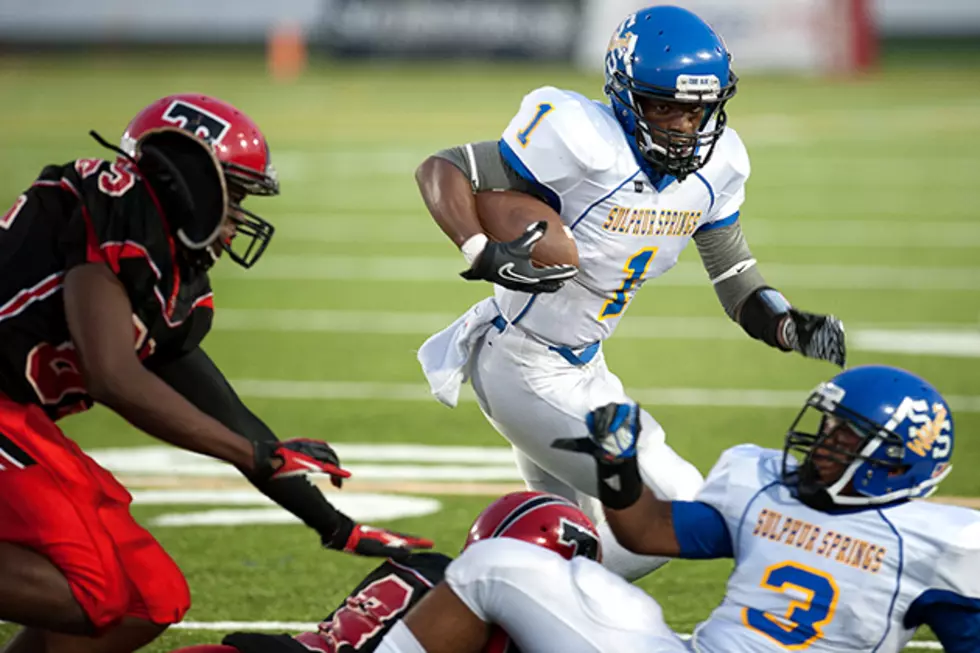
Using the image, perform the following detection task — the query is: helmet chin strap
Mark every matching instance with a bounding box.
[822,437,881,504]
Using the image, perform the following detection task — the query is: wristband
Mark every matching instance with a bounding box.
[461,233,488,266]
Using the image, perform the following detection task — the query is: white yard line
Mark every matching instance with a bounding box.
[226,379,980,414]
[213,256,980,291]
[212,309,980,358]
[164,620,942,649]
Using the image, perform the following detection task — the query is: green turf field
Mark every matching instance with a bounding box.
[0,50,978,650]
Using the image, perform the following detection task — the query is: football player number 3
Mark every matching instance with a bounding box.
[517,102,554,147]
[599,247,658,320]
[743,561,839,650]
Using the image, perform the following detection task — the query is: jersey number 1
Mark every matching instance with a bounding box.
[599,247,658,320]
[516,103,554,148]
[743,561,839,650]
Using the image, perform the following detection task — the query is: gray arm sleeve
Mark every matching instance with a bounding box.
[433,141,539,194]
[693,221,768,321]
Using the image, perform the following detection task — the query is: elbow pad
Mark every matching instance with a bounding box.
[737,287,792,351]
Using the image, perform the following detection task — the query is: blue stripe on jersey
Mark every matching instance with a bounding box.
[512,296,537,325]
[733,481,780,559]
[569,170,641,231]
[497,140,562,214]
[672,501,734,559]
[871,509,905,653]
[696,211,740,234]
[693,171,716,215]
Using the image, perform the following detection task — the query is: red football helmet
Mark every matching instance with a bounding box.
[464,491,601,562]
[121,94,278,269]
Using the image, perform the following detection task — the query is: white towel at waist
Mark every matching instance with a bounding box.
[417,297,498,408]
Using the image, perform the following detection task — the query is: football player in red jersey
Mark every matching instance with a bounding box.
[0,95,431,653]
[170,491,601,653]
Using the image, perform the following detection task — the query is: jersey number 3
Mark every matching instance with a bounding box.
[599,247,658,320]
[743,561,839,650]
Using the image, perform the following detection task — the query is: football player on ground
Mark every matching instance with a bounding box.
[415,5,847,581]
[168,491,600,653]
[375,365,979,653]
[0,95,430,653]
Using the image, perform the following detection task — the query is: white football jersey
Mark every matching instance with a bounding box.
[691,445,980,652]
[495,86,749,348]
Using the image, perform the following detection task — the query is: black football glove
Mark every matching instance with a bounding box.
[552,403,644,510]
[326,521,435,561]
[460,221,577,293]
[781,308,846,368]
[252,438,351,488]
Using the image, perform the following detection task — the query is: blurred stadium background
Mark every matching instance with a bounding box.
[1,0,978,650]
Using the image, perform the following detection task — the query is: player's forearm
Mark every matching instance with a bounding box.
[89,366,254,470]
[147,349,355,544]
[603,486,682,557]
[692,222,766,322]
[415,155,484,248]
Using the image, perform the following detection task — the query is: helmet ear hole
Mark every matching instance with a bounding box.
[119,94,279,269]
[136,128,228,251]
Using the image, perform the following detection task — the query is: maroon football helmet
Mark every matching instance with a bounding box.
[464,491,601,562]
[121,94,278,269]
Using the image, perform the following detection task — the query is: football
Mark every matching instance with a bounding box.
[474,190,579,268]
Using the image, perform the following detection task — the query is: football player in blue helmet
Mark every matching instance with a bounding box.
[414,3,848,584]
[605,5,738,181]
[375,365,978,653]
[784,365,954,511]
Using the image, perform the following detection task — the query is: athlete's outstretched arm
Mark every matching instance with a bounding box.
[603,487,681,557]
[64,265,430,559]
[145,347,434,559]
[603,486,732,559]
[694,222,846,367]
[146,347,353,547]
[64,263,254,468]
[553,402,733,560]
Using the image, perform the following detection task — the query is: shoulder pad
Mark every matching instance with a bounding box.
[695,444,775,513]
[699,127,749,188]
[710,443,767,478]
[934,513,980,598]
[501,87,621,188]
[696,126,751,221]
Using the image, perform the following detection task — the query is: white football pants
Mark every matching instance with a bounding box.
[468,324,704,580]
[408,538,688,653]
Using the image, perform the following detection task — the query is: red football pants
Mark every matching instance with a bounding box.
[0,397,190,631]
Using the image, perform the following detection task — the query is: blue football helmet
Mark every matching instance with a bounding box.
[604,5,737,181]
[783,365,954,510]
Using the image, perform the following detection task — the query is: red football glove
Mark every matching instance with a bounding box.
[342,524,435,560]
[252,438,351,488]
